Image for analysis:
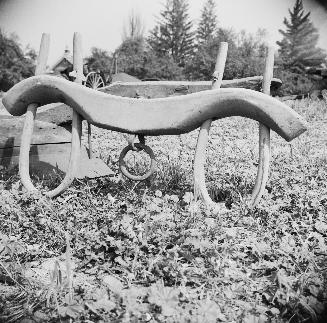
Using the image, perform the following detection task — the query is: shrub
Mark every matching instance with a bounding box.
[274,70,316,96]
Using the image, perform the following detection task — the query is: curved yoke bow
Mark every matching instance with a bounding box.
[3,75,307,142]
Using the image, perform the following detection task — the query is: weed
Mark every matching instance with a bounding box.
[0,98,327,322]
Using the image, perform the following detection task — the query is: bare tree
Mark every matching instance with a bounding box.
[122,10,145,40]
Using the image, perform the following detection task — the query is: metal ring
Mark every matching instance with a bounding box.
[119,143,156,181]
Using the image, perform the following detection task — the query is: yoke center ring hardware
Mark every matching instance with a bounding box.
[127,134,145,151]
[119,142,156,181]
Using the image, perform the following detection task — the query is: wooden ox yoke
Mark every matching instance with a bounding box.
[2,74,307,203]
[4,75,306,140]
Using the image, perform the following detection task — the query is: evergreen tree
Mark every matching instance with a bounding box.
[197,0,218,44]
[187,28,267,81]
[277,0,326,73]
[315,0,327,11]
[147,0,194,66]
[187,28,237,80]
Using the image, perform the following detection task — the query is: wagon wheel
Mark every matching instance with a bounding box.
[85,72,105,89]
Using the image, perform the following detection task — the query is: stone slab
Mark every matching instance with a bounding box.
[0,116,114,179]
[1,142,114,179]
[0,115,71,148]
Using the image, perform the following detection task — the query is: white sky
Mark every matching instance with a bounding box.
[0,0,326,65]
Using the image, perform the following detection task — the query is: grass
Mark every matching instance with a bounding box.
[0,98,327,322]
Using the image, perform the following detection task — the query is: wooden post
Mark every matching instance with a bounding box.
[193,42,228,205]
[73,32,92,159]
[73,33,83,81]
[19,33,50,192]
[69,32,83,177]
[35,33,50,76]
[88,123,93,159]
[73,32,93,159]
[249,46,274,207]
[19,33,83,197]
[115,54,118,74]
[40,32,83,197]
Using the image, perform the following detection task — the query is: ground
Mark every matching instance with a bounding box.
[0,98,327,323]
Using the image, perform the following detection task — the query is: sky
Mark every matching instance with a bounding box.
[0,0,326,66]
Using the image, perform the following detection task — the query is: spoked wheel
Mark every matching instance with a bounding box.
[85,72,105,90]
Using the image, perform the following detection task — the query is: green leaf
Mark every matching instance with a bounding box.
[91,297,116,312]
[65,304,84,318]
[148,280,179,317]
[103,275,124,295]
[196,299,226,322]
[182,192,193,204]
[314,221,327,234]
